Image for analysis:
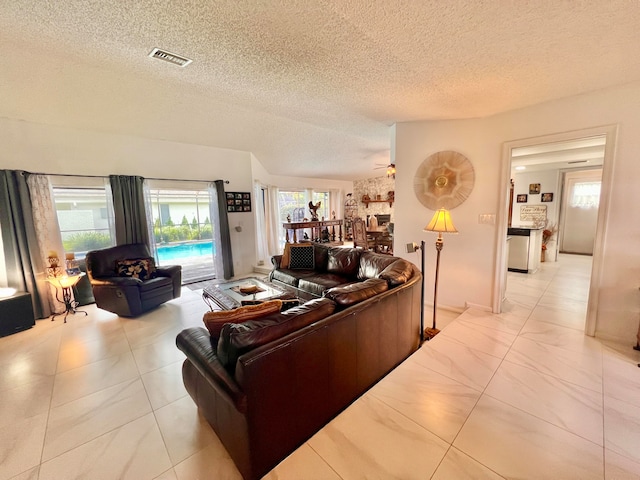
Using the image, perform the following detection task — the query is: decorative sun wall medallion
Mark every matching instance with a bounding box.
[413,150,475,210]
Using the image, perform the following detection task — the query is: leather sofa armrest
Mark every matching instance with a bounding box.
[156,265,181,277]
[156,264,182,297]
[89,276,142,287]
[176,327,247,412]
[271,255,283,269]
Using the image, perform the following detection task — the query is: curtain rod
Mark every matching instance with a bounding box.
[24,172,229,184]
[145,176,229,184]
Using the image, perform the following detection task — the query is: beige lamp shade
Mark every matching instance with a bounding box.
[413,151,475,210]
[424,208,458,233]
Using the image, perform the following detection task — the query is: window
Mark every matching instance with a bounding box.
[278,190,307,223]
[53,185,115,259]
[570,181,601,209]
[312,191,330,219]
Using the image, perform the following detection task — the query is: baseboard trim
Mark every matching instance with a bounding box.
[464,302,492,312]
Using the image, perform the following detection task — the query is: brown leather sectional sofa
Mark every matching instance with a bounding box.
[176,245,422,479]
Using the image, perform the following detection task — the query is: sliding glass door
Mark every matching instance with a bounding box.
[146,182,216,284]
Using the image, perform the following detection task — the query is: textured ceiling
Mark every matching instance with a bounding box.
[1,1,640,180]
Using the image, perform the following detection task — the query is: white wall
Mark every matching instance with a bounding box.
[0,117,257,276]
[394,81,640,342]
[511,168,560,261]
[0,120,351,278]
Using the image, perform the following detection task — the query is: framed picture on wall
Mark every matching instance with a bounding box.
[529,183,541,194]
[516,194,528,203]
[226,192,251,212]
[541,192,554,202]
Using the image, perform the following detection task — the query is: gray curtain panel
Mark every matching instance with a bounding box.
[214,180,234,279]
[0,170,49,318]
[109,175,150,247]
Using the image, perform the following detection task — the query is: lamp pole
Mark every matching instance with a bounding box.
[420,240,425,344]
[425,233,444,339]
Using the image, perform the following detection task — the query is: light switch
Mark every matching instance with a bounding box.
[478,214,496,225]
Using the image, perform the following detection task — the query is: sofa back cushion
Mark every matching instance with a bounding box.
[86,243,152,279]
[323,278,388,307]
[379,259,414,286]
[357,252,398,280]
[327,247,361,278]
[313,243,330,272]
[217,297,336,371]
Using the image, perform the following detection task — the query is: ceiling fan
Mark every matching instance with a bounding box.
[373,162,396,178]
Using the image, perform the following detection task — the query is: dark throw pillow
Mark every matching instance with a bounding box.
[289,244,315,269]
[116,257,156,280]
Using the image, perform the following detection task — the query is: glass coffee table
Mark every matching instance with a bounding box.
[203,277,296,311]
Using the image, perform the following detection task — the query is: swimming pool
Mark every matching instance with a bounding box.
[157,241,215,262]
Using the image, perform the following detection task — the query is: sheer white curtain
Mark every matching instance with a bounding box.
[570,181,601,209]
[27,174,65,314]
[142,181,158,261]
[266,186,282,255]
[329,189,344,220]
[254,182,269,265]
[208,183,223,279]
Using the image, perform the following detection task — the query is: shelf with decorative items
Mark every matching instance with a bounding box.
[362,191,394,208]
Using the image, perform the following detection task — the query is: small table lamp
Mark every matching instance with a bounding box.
[423,208,458,340]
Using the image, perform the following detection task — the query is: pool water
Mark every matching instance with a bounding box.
[157,241,214,262]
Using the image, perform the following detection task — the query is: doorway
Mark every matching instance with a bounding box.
[495,126,617,336]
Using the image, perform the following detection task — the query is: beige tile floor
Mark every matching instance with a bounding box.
[1,254,639,479]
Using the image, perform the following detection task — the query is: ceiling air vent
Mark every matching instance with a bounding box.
[149,48,192,67]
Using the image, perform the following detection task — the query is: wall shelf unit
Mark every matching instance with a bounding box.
[362,199,393,208]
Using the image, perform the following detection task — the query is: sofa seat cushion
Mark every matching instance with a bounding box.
[298,274,351,297]
[203,299,283,339]
[139,276,173,292]
[270,268,316,287]
[217,297,336,371]
[327,247,361,277]
[379,259,414,286]
[323,278,389,307]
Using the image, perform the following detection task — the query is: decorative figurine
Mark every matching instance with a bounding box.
[308,201,321,221]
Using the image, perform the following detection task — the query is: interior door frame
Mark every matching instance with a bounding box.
[493,124,618,336]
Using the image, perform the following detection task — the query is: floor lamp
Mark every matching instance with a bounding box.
[423,208,458,340]
[406,240,426,343]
